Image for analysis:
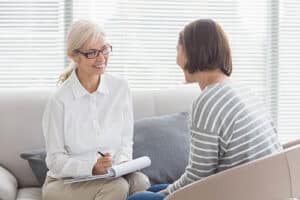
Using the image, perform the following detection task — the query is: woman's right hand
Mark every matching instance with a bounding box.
[92,153,112,175]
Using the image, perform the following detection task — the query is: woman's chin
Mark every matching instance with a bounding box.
[184,75,194,83]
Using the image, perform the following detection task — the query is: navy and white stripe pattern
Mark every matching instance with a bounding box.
[168,81,282,193]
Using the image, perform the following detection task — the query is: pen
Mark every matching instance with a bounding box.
[98,151,105,157]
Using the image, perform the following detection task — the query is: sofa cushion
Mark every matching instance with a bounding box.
[0,166,18,200]
[20,149,48,186]
[16,187,41,200]
[133,112,190,184]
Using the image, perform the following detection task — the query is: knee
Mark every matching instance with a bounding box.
[114,178,130,197]
[127,172,150,193]
[134,172,150,188]
[95,178,129,200]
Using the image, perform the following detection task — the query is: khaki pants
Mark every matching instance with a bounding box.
[42,172,150,200]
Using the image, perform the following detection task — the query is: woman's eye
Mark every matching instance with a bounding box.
[87,51,97,58]
[102,48,108,54]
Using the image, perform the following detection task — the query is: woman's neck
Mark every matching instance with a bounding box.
[194,70,229,90]
[76,69,100,93]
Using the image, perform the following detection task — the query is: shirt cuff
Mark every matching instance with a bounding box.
[114,154,131,164]
[75,160,95,177]
[167,183,177,194]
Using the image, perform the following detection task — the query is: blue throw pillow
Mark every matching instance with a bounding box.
[133,112,190,184]
[20,149,48,186]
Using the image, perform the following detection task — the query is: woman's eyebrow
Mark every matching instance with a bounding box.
[86,44,108,51]
[86,48,98,51]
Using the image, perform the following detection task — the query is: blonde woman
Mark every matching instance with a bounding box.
[42,19,150,200]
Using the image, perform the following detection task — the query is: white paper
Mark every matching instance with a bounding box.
[64,156,151,184]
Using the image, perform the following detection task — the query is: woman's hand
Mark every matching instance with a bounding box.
[92,153,112,175]
[158,189,169,195]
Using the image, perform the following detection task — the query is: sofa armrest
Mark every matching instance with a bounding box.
[283,139,300,149]
[165,187,196,200]
[0,166,18,200]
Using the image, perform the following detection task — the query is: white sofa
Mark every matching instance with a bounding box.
[1,86,300,200]
[0,86,199,200]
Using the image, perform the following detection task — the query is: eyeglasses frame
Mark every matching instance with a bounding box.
[74,44,112,59]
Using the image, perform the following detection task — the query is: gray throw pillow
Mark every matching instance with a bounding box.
[20,149,48,186]
[133,112,190,184]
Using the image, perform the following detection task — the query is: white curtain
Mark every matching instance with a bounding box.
[0,0,65,87]
[278,0,300,142]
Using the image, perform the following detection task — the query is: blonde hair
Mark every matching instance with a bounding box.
[58,19,105,84]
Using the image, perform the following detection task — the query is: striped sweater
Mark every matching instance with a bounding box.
[167,81,282,194]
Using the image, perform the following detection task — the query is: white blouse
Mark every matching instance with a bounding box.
[42,70,133,178]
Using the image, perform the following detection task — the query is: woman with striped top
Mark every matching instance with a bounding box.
[128,19,282,200]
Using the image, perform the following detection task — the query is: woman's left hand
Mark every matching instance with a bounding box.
[158,189,169,195]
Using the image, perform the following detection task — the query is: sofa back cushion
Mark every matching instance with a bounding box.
[133,112,190,184]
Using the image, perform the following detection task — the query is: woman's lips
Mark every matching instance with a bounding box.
[93,64,105,68]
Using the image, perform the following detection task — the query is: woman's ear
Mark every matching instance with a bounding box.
[70,53,80,64]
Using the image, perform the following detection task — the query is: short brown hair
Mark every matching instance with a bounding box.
[179,19,232,76]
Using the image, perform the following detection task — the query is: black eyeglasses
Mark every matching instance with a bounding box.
[74,44,112,59]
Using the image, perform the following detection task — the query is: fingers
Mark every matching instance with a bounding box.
[101,154,112,162]
[93,152,113,175]
[104,152,111,157]
[158,189,169,195]
[99,160,112,168]
[99,154,112,162]
[98,153,113,168]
